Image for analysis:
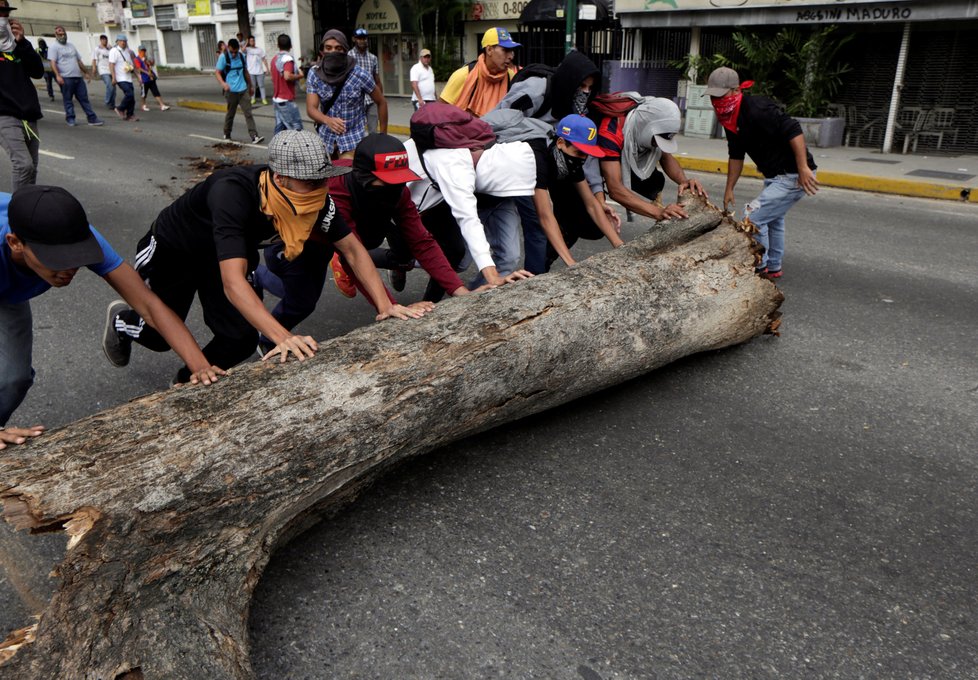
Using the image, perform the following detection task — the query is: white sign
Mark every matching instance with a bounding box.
[356,0,402,34]
[467,0,528,21]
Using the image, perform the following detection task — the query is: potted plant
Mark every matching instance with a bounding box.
[730,26,853,148]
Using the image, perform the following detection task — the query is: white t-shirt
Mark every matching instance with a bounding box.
[108,45,134,82]
[409,62,436,102]
[404,139,537,271]
[93,45,112,76]
[246,46,266,75]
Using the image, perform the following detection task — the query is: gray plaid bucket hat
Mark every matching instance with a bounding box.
[268,130,351,180]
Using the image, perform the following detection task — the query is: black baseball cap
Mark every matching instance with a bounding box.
[354,133,421,184]
[0,1,17,12]
[8,185,103,270]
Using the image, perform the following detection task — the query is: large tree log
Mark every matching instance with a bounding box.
[0,193,781,679]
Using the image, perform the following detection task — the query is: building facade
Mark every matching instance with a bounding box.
[612,0,978,153]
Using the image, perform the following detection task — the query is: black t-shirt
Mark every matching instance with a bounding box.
[526,138,586,191]
[152,165,350,268]
[726,95,817,178]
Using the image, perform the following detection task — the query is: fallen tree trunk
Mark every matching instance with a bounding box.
[0,193,781,679]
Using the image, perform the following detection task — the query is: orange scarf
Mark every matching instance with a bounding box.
[455,54,511,117]
[258,170,329,260]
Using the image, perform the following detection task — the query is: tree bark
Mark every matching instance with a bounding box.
[0,194,781,679]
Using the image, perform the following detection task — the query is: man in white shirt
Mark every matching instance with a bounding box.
[91,34,115,109]
[108,34,137,121]
[410,48,436,111]
[245,35,268,105]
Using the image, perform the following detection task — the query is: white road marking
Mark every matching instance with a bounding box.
[189,134,265,149]
[39,150,75,160]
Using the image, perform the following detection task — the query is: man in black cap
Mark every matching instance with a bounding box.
[0,0,44,192]
[0,185,222,449]
[106,130,423,384]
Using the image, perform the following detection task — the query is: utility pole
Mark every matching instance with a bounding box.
[565,0,577,54]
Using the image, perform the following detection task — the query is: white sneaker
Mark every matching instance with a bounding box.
[160,105,171,111]
[141,105,150,112]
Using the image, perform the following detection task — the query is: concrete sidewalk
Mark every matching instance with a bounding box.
[162,73,977,204]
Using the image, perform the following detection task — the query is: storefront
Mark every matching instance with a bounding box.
[613,0,978,153]
[355,0,418,97]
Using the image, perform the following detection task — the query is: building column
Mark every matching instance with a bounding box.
[882,22,911,154]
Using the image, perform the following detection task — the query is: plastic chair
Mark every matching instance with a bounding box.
[914,107,958,151]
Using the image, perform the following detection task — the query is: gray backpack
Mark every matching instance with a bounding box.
[480,109,553,144]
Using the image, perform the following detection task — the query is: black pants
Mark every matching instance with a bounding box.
[118,229,258,380]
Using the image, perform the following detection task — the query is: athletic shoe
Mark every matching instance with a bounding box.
[66,120,76,127]
[251,134,265,144]
[102,300,133,367]
[222,135,232,141]
[331,253,357,298]
[388,268,407,292]
[88,119,104,126]
[251,97,256,105]
[125,116,139,122]
[160,105,171,111]
[141,105,150,112]
[762,269,783,280]
[261,99,268,105]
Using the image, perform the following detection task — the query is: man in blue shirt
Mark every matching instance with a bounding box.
[0,185,222,449]
[215,38,264,144]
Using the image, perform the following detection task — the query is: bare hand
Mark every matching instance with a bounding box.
[263,335,318,362]
[407,301,436,313]
[659,203,689,220]
[501,270,534,284]
[327,116,346,135]
[798,167,819,195]
[376,303,425,321]
[723,189,736,214]
[603,204,622,233]
[0,425,45,450]
[56,75,65,86]
[222,82,230,92]
[9,19,24,41]
[679,178,708,198]
[187,365,227,386]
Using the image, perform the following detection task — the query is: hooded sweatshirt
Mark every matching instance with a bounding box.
[495,50,600,123]
[0,36,44,121]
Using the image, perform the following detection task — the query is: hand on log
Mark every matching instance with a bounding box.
[0,191,782,679]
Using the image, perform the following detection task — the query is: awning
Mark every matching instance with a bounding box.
[519,0,612,25]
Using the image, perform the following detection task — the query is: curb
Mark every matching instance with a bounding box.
[677,157,977,204]
[175,99,976,204]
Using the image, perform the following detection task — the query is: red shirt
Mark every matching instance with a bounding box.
[329,159,464,298]
[596,114,625,160]
[271,51,296,101]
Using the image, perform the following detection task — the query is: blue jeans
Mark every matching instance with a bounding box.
[100,73,116,108]
[273,100,303,135]
[744,173,811,272]
[252,240,333,332]
[515,195,548,275]
[469,196,521,288]
[0,301,35,427]
[116,81,135,118]
[60,77,100,124]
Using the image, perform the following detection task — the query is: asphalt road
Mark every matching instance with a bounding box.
[2,98,977,679]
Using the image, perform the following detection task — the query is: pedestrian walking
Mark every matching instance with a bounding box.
[134,46,171,112]
[36,38,55,101]
[410,48,436,110]
[351,27,383,133]
[215,38,263,144]
[0,0,43,192]
[270,34,303,134]
[706,66,819,279]
[305,29,386,158]
[108,34,138,121]
[245,35,268,105]
[48,25,104,127]
[91,34,115,110]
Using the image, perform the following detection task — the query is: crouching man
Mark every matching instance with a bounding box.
[1,185,222,449]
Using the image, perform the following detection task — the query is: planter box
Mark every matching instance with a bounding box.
[685,84,712,111]
[797,116,845,148]
[685,108,717,138]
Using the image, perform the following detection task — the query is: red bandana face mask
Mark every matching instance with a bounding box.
[712,92,743,133]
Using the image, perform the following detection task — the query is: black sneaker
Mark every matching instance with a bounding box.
[102,300,133,367]
[388,268,407,292]
[251,134,265,144]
